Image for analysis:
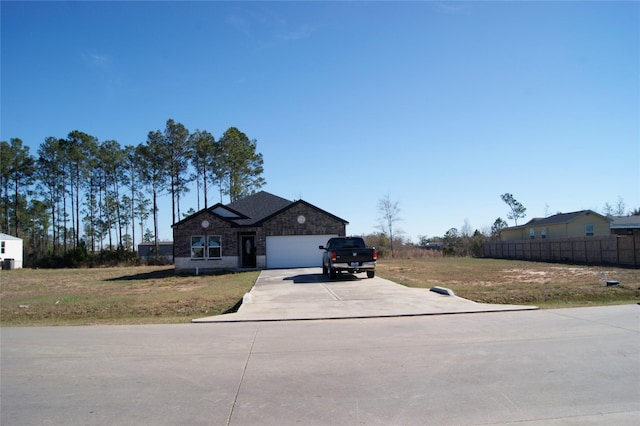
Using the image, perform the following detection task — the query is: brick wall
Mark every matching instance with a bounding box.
[261,203,346,237]
[173,213,240,258]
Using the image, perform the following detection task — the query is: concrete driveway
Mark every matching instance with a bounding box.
[193,268,537,323]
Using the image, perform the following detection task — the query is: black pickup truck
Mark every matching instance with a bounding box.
[319,237,377,279]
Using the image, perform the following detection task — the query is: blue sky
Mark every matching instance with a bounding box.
[2,1,639,242]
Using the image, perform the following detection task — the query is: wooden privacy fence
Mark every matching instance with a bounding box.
[483,235,639,267]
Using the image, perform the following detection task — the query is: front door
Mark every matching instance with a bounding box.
[241,235,256,268]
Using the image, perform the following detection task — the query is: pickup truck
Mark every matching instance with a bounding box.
[319,237,377,279]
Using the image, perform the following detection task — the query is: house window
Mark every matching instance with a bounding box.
[529,228,535,239]
[191,236,205,259]
[541,228,547,239]
[191,235,222,259]
[208,236,221,258]
[1,241,4,254]
[585,224,594,236]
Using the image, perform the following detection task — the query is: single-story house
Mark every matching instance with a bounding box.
[138,241,174,262]
[0,232,23,269]
[500,210,611,241]
[172,191,348,272]
[610,215,640,236]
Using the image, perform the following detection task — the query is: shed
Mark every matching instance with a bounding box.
[172,191,348,272]
[0,233,24,269]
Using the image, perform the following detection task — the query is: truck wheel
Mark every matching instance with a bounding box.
[330,268,337,279]
[367,271,375,278]
[322,263,328,275]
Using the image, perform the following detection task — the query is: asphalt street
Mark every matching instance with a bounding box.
[1,269,639,425]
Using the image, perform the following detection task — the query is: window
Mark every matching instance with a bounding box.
[541,228,547,239]
[1,241,4,254]
[191,236,205,259]
[529,228,535,239]
[208,236,221,258]
[585,224,594,236]
[191,235,221,259]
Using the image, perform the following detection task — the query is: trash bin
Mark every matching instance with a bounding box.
[2,258,15,270]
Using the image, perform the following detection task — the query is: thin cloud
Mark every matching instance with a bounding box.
[227,10,316,43]
[227,14,253,38]
[432,1,472,15]
[275,23,315,41]
[82,53,110,68]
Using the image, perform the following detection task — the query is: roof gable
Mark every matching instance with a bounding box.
[255,199,349,226]
[171,202,248,228]
[210,204,246,219]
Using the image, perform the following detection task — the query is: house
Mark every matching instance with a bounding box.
[610,215,640,236]
[500,210,611,241]
[137,241,174,262]
[0,233,23,269]
[172,191,348,272]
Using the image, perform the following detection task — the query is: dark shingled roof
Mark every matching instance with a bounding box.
[226,191,293,226]
[172,191,348,228]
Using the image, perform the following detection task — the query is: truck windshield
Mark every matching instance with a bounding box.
[331,239,365,249]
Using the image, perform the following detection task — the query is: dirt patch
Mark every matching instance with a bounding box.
[501,266,614,284]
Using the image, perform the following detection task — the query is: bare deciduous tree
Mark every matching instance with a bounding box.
[377,194,402,257]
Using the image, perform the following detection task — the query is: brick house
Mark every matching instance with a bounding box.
[172,191,348,273]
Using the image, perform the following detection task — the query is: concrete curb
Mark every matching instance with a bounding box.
[192,306,540,323]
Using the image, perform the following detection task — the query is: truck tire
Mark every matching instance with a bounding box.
[330,267,337,279]
[367,271,375,278]
[322,263,328,275]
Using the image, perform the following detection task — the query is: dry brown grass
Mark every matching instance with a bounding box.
[2,259,638,326]
[377,257,640,307]
[0,266,258,326]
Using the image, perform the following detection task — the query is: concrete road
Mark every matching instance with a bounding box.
[2,305,639,425]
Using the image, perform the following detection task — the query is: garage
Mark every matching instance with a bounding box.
[266,235,338,269]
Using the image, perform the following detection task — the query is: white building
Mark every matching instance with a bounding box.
[0,233,23,269]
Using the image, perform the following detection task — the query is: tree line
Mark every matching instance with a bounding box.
[0,119,265,266]
[369,193,638,259]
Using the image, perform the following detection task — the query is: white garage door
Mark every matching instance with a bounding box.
[266,235,338,269]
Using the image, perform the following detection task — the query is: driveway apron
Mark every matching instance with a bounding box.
[193,268,537,322]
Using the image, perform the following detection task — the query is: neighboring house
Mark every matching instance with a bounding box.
[0,233,23,269]
[610,215,640,236]
[500,210,611,241]
[138,241,174,262]
[172,191,348,272]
